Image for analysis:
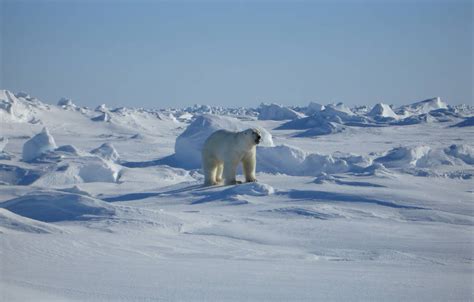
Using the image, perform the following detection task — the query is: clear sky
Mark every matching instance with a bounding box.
[1,0,472,109]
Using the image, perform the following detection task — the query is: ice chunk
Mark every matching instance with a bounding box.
[368,103,399,119]
[22,128,57,162]
[91,143,120,162]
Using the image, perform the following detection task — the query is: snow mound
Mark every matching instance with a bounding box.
[374,146,431,168]
[445,144,474,165]
[55,144,81,155]
[368,103,399,119]
[397,97,448,116]
[257,103,304,120]
[257,145,361,176]
[373,145,458,168]
[174,114,273,169]
[91,143,120,162]
[277,111,342,130]
[451,117,474,128]
[0,164,43,185]
[0,191,116,222]
[324,103,354,118]
[305,102,325,115]
[296,122,345,137]
[279,104,371,129]
[22,128,57,162]
[77,157,120,183]
[226,182,275,196]
[391,114,435,126]
[0,208,63,234]
[33,156,121,186]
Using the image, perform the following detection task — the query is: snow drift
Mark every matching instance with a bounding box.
[0,208,63,234]
[33,156,121,186]
[0,191,116,222]
[257,144,368,176]
[374,144,474,168]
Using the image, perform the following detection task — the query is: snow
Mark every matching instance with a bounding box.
[396,97,448,116]
[57,97,76,108]
[22,128,57,162]
[0,191,116,222]
[445,144,474,164]
[368,103,399,120]
[258,103,305,120]
[33,155,121,186]
[0,89,473,301]
[0,208,63,234]
[452,116,474,127]
[305,101,325,115]
[91,142,120,162]
[91,111,111,122]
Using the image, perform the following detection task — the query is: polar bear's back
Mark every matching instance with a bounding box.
[202,130,239,161]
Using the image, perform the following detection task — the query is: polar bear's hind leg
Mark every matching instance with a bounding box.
[215,162,224,184]
[203,157,218,186]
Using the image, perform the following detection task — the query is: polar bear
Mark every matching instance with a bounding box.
[202,128,262,186]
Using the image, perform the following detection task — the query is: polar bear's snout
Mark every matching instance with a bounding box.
[255,133,261,144]
[252,129,262,144]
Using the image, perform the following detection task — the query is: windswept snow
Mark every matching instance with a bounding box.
[0,90,473,301]
[0,191,116,222]
[0,208,63,234]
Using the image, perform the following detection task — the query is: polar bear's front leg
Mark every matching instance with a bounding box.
[242,152,257,182]
[223,160,241,185]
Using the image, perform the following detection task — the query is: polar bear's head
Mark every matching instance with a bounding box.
[241,128,262,145]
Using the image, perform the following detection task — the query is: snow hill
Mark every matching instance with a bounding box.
[0,89,473,301]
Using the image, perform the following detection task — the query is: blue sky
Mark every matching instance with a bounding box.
[1,0,472,108]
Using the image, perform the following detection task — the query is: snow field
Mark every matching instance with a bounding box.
[0,89,473,301]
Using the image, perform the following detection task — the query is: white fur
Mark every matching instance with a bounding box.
[202,128,260,186]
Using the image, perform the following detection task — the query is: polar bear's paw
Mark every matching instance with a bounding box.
[225,179,243,186]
